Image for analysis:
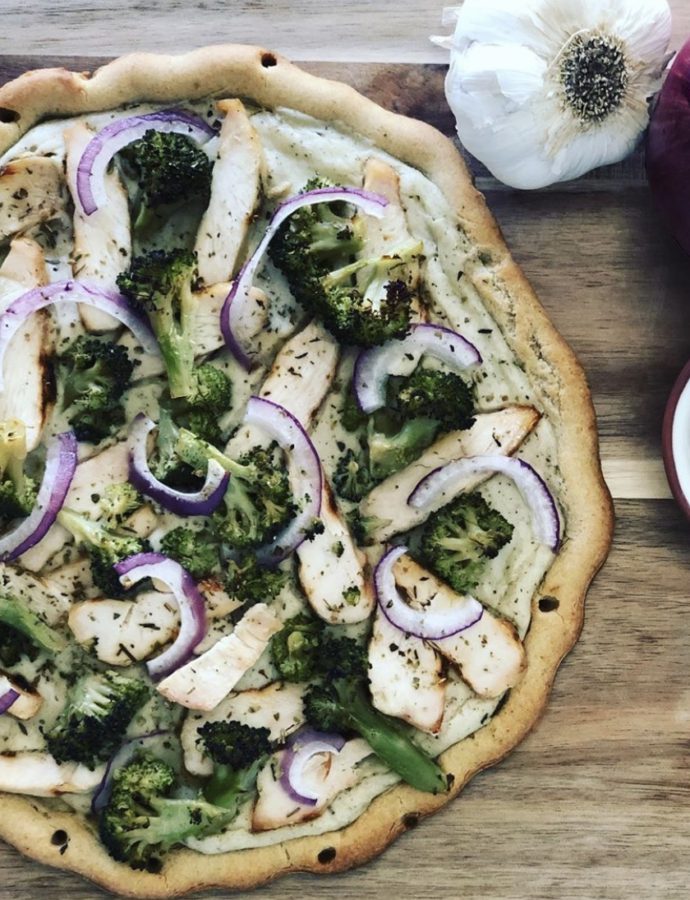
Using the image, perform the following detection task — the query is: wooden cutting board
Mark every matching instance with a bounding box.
[0,54,689,900]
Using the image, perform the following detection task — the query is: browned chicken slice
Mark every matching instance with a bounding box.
[367,608,446,733]
[252,738,372,831]
[0,672,43,720]
[195,99,264,286]
[0,237,55,451]
[0,156,65,242]
[156,604,281,711]
[0,753,104,796]
[360,405,540,542]
[64,122,131,331]
[392,555,525,698]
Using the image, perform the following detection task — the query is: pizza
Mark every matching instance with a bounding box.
[0,45,612,896]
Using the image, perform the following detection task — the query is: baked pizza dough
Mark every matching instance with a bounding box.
[0,45,613,897]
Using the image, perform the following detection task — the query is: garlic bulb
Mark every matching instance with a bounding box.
[433,0,672,189]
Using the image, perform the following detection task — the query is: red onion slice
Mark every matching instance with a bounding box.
[91,729,170,814]
[279,728,346,807]
[0,281,158,392]
[0,431,78,561]
[221,186,389,368]
[128,414,229,516]
[375,545,483,639]
[115,553,207,680]
[354,323,482,414]
[408,454,560,551]
[0,688,19,716]
[243,397,323,565]
[77,108,217,215]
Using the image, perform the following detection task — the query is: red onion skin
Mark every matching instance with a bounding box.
[279,728,346,807]
[647,40,690,256]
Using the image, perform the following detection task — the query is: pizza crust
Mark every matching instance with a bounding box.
[0,44,613,896]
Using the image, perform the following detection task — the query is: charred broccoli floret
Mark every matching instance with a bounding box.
[0,420,37,523]
[302,633,448,794]
[198,719,273,809]
[0,594,65,666]
[387,367,475,433]
[270,612,323,683]
[175,429,296,552]
[168,363,233,445]
[268,177,362,305]
[119,129,213,234]
[418,492,514,594]
[318,242,421,347]
[57,336,135,443]
[332,446,377,502]
[57,508,150,597]
[99,483,144,527]
[117,249,199,399]
[99,752,235,870]
[159,526,219,581]
[46,671,149,768]
[223,553,288,608]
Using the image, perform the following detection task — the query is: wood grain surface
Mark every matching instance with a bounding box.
[2,2,690,898]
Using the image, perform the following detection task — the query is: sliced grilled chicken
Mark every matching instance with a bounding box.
[64,122,131,330]
[368,608,446,733]
[0,752,104,796]
[226,319,339,456]
[68,579,240,666]
[0,156,65,242]
[252,738,371,831]
[0,238,55,451]
[181,682,305,776]
[0,564,70,625]
[65,441,130,516]
[360,405,540,542]
[156,603,281,711]
[41,557,99,601]
[0,672,43,720]
[195,99,264,286]
[297,481,375,624]
[392,555,525,698]
[119,280,228,381]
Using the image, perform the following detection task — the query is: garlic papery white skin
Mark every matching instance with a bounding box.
[432,0,672,189]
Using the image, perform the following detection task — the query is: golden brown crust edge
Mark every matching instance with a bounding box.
[0,45,614,897]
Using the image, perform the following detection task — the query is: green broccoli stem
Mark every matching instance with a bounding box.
[203,756,267,810]
[321,239,423,291]
[339,683,448,794]
[175,428,248,479]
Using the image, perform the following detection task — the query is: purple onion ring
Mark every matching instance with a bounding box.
[279,728,346,806]
[115,552,207,680]
[0,431,78,561]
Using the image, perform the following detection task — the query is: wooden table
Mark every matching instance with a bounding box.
[2,2,690,898]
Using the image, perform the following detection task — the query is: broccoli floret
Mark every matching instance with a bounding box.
[345,508,391,547]
[268,177,362,306]
[168,363,233,445]
[223,553,288,608]
[175,429,296,552]
[318,241,422,347]
[120,130,213,234]
[0,594,65,666]
[418,492,514,594]
[332,446,376,503]
[117,249,199,400]
[159,526,219,581]
[99,483,144,527]
[388,367,475,433]
[99,752,235,870]
[0,420,37,523]
[333,418,437,502]
[57,336,135,443]
[198,720,273,809]
[301,633,448,794]
[57,508,150,598]
[270,613,324,683]
[46,671,149,768]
